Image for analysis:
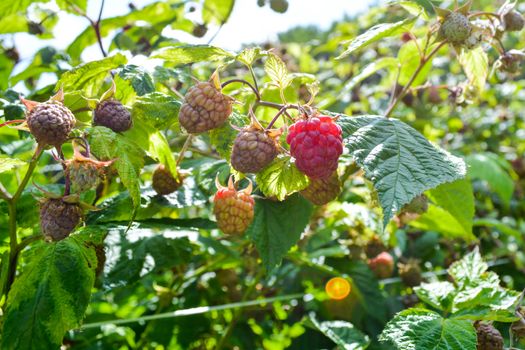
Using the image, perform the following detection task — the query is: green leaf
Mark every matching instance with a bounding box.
[152,44,235,65]
[209,112,248,160]
[149,132,178,176]
[391,1,429,20]
[104,224,194,286]
[309,314,370,350]
[338,116,466,227]
[338,57,398,99]
[265,52,291,89]
[427,179,474,237]
[246,194,313,271]
[0,13,28,34]
[459,47,489,94]
[337,17,417,59]
[117,65,155,97]
[410,205,476,241]
[66,2,179,62]
[237,47,264,66]
[255,155,309,201]
[88,126,145,211]
[448,248,487,285]
[0,156,25,173]
[0,0,46,17]
[466,153,514,206]
[398,40,432,86]
[131,92,182,130]
[1,230,100,350]
[57,54,127,96]
[414,282,456,311]
[203,0,235,24]
[56,0,87,12]
[379,309,477,350]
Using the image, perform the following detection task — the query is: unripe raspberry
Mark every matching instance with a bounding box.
[300,171,341,205]
[286,115,343,179]
[152,164,182,195]
[504,11,525,32]
[213,177,255,235]
[475,322,503,350]
[365,236,387,259]
[398,259,422,287]
[269,0,288,13]
[93,99,132,132]
[368,252,394,279]
[65,147,114,193]
[40,198,82,242]
[439,12,472,44]
[179,82,232,133]
[231,126,280,174]
[26,101,76,147]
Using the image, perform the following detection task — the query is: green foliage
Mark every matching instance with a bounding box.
[309,315,371,350]
[255,155,309,201]
[246,194,313,271]
[1,228,103,349]
[339,115,466,227]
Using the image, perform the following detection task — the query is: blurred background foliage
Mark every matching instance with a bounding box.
[0,0,524,349]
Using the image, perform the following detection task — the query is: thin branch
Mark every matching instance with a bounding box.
[221,79,261,100]
[177,135,193,166]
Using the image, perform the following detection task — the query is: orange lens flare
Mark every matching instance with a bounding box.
[325,277,351,300]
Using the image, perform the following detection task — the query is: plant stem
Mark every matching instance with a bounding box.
[221,79,260,100]
[4,146,43,301]
[384,42,446,118]
[216,269,265,350]
[176,135,193,166]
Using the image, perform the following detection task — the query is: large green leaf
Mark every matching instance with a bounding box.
[459,46,489,94]
[87,126,145,211]
[0,156,25,173]
[466,153,514,206]
[337,17,417,59]
[1,229,102,349]
[152,45,235,65]
[448,248,487,285]
[131,92,182,130]
[414,282,456,312]
[0,0,48,17]
[104,224,194,286]
[117,65,155,97]
[246,194,313,271]
[410,178,475,241]
[309,315,370,350]
[379,309,477,350]
[57,54,127,96]
[338,116,466,227]
[255,155,309,201]
[203,0,235,24]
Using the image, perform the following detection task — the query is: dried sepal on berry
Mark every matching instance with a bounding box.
[23,88,76,147]
[64,145,115,193]
[230,112,281,174]
[213,175,255,235]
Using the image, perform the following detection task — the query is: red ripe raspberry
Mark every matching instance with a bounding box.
[213,176,255,235]
[286,115,343,179]
[368,252,394,279]
[300,171,341,205]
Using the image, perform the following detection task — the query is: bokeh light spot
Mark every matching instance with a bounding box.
[325,277,351,300]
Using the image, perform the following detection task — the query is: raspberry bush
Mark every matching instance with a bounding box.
[1,0,525,349]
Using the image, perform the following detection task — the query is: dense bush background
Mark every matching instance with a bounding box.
[0,0,524,349]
